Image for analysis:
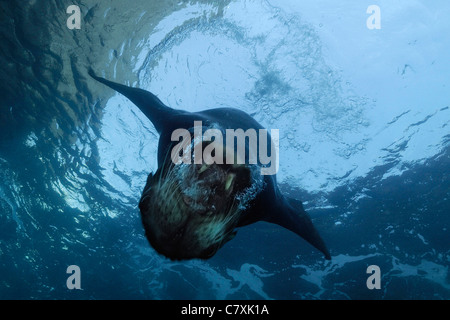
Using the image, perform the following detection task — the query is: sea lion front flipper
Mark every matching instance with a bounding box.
[88,68,178,134]
[265,196,331,260]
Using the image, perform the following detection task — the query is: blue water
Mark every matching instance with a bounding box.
[0,0,449,299]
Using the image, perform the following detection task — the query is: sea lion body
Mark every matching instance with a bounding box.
[89,69,331,260]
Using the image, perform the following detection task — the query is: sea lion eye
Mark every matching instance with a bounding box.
[203,247,216,258]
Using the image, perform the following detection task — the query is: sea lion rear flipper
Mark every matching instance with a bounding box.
[265,196,331,260]
[88,68,176,133]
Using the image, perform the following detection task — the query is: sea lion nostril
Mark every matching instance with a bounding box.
[182,195,192,206]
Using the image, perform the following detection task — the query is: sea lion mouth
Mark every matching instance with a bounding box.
[179,162,248,215]
[138,158,252,260]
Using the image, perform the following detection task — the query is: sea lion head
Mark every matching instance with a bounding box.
[138,153,253,260]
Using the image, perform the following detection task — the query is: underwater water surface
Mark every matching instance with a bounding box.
[0,0,449,299]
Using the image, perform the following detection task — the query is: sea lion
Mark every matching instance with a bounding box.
[88,69,331,260]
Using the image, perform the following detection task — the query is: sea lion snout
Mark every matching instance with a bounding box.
[138,161,251,260]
